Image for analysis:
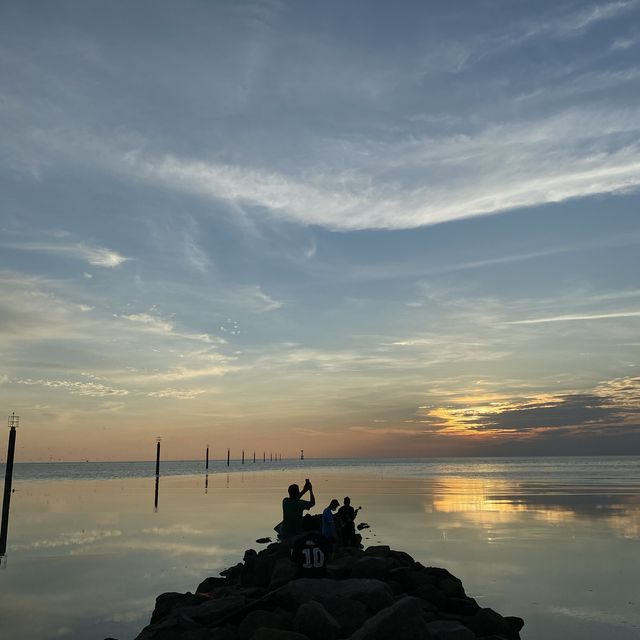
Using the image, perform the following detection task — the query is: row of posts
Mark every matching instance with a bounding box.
[154,441,284,475]
[1,416,294,555]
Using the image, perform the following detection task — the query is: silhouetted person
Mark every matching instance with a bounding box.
[281,479,315,539]
[337,496,360,546]
[322,499,340,540]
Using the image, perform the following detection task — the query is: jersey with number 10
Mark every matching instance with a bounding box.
[291,532,331,577]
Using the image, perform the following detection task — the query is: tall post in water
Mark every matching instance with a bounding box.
[270,452,273,462]
[253,451,256,463]
[206,445,209,470]
[155,438,161,476]
[263,452,265,462]
[227,448,230,467]
[1,413,19,558]
[242,450,245,464]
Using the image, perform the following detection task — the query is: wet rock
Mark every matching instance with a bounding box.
[349,596,432,640]
[293,601,340,640]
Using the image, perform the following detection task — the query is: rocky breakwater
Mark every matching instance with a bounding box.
[131,543,524,640]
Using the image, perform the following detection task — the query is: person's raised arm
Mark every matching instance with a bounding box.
[307,483,315,509]
[300,478,310,497]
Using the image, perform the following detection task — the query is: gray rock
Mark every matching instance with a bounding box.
[326,554,359,579]
[426,620,475,640]
[464,608,514,638]
[349,596,433,640]
[269,557,298,588]
[178,595,246,626]
[318,596,368,636]
[151,592,208,624]
[293,601,340,640]
[239,610,283,640]
[251,629,310,640]
[280,579,393,613]
[350,557,394,581]
[363,545,390,558]
[437,577,465,598]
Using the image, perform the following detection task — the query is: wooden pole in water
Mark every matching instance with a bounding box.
[263,451,265,462]
[155,438,161,476]
[206,445,209,470]
[227,448,230,467]
[270,452,273,462]
[1,413,18,557]
[253,451,256,463]
[242,450,245,464]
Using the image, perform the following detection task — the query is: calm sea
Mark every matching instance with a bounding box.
[0,456,638,640]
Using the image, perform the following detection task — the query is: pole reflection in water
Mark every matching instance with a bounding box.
[153,476,159,512]
[205,473,209,493]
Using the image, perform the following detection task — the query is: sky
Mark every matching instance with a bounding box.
[1,0,639,461]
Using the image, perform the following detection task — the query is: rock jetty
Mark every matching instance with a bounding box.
[130,542,524,640]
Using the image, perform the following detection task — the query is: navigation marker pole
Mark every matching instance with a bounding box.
[1,413,18,561]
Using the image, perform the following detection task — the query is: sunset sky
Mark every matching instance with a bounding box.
[1,0,639,461]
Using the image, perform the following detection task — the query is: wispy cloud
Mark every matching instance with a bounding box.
[506,310,640,324]
[15,378,130,397]
[0,239,129,267]
[118,312,222,344]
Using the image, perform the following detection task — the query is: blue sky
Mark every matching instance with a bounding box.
[1,0,639,460]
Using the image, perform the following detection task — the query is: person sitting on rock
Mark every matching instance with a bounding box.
[337,496,360,546]
[280,479,315,539]
[322,499,340,541]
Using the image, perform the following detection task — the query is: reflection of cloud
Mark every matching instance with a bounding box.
[12,529,122,550]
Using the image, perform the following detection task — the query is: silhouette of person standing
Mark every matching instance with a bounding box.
[337,496,359,546]
[281,479,315,539]
[322,499,340,541]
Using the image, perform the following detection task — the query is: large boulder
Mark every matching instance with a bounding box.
[177,595,246,626]
[269,557,297,589]
[279,579,393,614]
[293,601,340,640]
[317,596,368,637]
[238,610,283,640]
[151,592,209,624]
[363,546,390,558]
[348,596,433,640]
[350,557,395,581]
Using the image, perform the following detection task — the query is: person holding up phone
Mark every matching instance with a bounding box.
[280,478,315,539]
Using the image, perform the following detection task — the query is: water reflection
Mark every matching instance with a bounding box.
[154,476,160,512]
[427,477,639,538]
[0,464,638,640]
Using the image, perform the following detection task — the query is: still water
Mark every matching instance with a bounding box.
[0,457,638,639]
